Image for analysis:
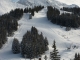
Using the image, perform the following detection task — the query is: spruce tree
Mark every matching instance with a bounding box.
[74,53,77,60]
[50,40,60,60]
[29,14,32,19]
[24,8,27,13]
[44,37,49,51]
[31,9,34,16]
[74,53,80,60]
[12,38,20,54]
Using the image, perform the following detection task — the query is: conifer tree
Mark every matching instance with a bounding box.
[29,14,32,19]
[78,53,80,60]
[50,40,60,60]
[0,41,3,49]
[74,53,80,60]
[12,38,20,54]
[31,9,34,16]
[24,8,27,13]
[74,53,77,60]
[44,37,49,51]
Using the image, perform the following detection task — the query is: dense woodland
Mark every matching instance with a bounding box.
[24,6,44,16]
[61,7,80,16]
[47,6,80,28]
[0,8,23,48]
[12,26,49,59]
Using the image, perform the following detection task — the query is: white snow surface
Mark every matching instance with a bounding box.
[0,7,80,60]
[57,0,80,7]
[0,0,25,15]
[18,0,79,9]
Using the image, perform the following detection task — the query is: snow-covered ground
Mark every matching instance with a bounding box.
[0,7,80,60]
[0,0,25,15]
[0,0,79,15]
[18,0,79,9]
[57,0,80,7]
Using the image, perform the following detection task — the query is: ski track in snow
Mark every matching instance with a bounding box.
[0,8,80,60]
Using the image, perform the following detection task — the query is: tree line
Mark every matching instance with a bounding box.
[24,5,44,17]
[61,7,80,16]
[0,8,24,48]
[47,6,80,29]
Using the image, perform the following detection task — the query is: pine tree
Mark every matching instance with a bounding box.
[29,14,32,19]
[0,41,3,49]
[31,9,34,16]
[74,53,77,60]
[44,37,49,51]
[50,40,60,60]
[74,53,80,60]
[12,38,20,54]
[44,55,48,60]
[78,53,80,60]
[24,8,27,13]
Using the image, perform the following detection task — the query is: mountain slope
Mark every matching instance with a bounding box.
[0,0,80,60]
[57,0,80,7]
[18,0,79,9]
[0,7,80,60]
[0,0,25,15]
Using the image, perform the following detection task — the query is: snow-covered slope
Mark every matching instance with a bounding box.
[57,0,80,7]
[0,0,25,15]
[0,0,80,60]
[0,8,80,60]
[18,0,49,6]
[0,0,79,15]
[18,0,79,9]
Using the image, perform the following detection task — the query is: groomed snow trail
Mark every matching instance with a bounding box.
[0,8,80,60]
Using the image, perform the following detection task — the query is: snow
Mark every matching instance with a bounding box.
[0,0,25,15]
[0,0,80,60]
[11,0,19,3]
[57,0,80,7]
[18,0,79,17]
[18,0,79,9]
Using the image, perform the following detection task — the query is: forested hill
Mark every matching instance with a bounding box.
[0,0,80,60]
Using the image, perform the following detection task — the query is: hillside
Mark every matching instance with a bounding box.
[0,7,80,60]
[0,0,79,15]
[57,0,80,7]
[0,0,80,60]
[0,0,25,15]
[18,0,79,8]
